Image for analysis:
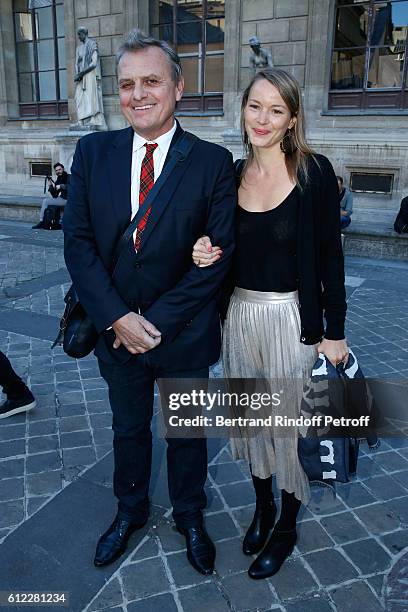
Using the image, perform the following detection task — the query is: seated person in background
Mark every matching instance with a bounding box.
[394,196,408,234]
[32,162,70,229]
[0,351,36,418]
[337,176,353,229]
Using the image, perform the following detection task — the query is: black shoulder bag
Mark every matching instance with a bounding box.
[52,131,198,359]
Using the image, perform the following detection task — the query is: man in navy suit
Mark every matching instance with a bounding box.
[63,29,236,574]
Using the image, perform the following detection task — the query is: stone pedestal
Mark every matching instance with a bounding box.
[68,124,101,132]
[221,129,244,160]
[53,131,90,174]
[0,129,85,197]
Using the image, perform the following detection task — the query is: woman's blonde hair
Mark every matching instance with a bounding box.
[240,68,316,189]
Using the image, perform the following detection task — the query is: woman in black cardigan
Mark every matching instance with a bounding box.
[193,68,348,579]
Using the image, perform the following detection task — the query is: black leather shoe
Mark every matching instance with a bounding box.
[177,525,216,575]
[248,528,297,579]
[94,516,147,567]
[243,501,277,555]
[32,222,45,229]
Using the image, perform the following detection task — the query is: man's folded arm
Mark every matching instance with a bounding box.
[143,150,236,343]
[63,139,130,333]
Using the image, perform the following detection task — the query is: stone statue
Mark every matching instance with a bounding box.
[73,27,107,130]
[249,36,273,75]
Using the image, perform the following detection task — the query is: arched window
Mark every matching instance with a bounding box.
[150,0,225,114]
[330,0,408,111]
[13,0,67,118]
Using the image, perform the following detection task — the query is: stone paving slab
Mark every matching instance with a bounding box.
[0,268,69,301]
[1,222,408,610]
[0,311,61,340]
[0,477,151,612]
[3,282,71,317]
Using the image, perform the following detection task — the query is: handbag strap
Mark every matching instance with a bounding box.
[112,130,198,268]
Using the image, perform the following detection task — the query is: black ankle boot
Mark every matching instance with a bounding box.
[242,500,277,556]
[248,527,297,579]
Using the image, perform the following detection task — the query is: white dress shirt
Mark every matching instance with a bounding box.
[130,121,177,221]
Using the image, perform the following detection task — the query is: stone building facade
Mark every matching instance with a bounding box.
[0,0,407,217]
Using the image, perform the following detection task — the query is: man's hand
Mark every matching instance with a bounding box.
[111,312,161,354]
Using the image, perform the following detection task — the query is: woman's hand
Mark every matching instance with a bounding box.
[192,235,223,267]
[317,338,349,367]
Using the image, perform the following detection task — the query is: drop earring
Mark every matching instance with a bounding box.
[280,129,297,155]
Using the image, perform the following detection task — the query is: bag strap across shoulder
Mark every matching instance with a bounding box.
[112,131,198,268]
[61,132,197,312]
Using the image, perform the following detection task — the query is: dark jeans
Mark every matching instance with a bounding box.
[341,216,351,229]
[0,351,29,400]
[98,354,209,529]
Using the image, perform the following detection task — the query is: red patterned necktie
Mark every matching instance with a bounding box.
[134,142,158,251]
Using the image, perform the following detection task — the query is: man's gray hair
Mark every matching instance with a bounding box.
[116,28,182,83]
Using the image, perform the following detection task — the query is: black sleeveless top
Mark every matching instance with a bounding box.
[234,186,299,292]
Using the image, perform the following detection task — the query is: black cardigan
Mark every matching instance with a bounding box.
[221,154,346,345]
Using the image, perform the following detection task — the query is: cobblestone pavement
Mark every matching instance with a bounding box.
[0,220,407,611]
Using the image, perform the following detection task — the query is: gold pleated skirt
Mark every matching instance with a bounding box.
[222,288,318,504]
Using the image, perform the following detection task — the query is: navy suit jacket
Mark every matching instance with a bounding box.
[63,122,236,369]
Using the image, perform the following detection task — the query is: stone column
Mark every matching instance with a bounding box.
[0,14,8,126]
[304,0,335,123]
[64,0,77,123]
[0,0,19,123]
[223,0,242,130]
[125,0,149,33]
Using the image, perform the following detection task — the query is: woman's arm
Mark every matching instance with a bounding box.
[317,157,349,365]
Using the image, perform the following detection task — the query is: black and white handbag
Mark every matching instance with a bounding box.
[298,350,379,489]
